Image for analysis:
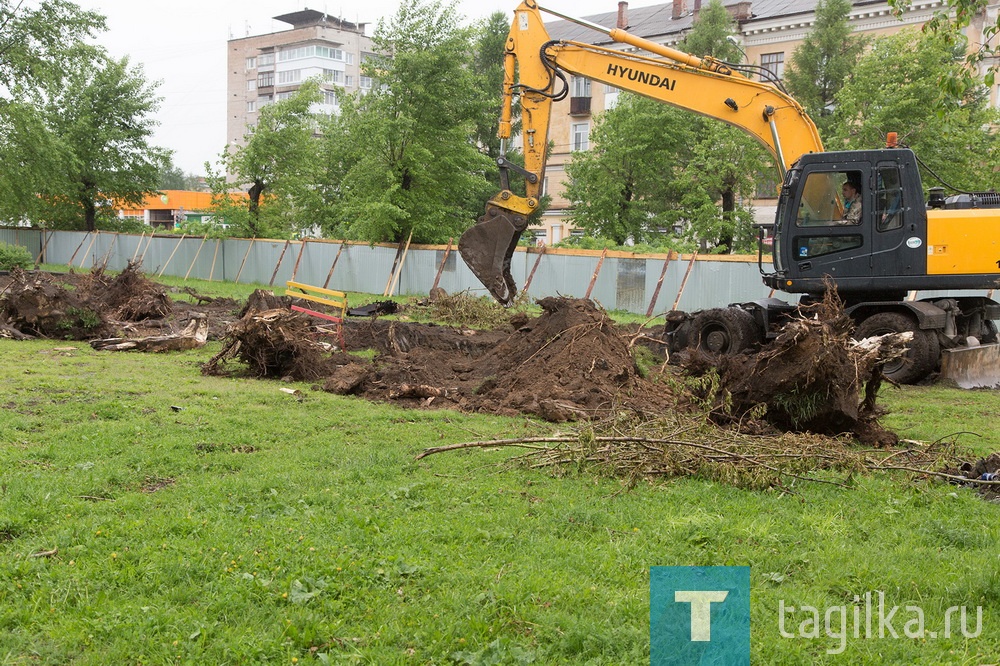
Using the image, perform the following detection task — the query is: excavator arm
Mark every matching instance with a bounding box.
[459,0,825,304]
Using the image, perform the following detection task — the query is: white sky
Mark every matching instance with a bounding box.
[72,0,627,175]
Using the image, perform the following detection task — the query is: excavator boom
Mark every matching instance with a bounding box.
[459,0,823,304]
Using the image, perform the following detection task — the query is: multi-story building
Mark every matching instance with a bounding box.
[531,0,1000,245]
[226,9,375,149]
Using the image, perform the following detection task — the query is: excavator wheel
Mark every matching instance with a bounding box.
[854,312,938,384]
[689,308,761,355]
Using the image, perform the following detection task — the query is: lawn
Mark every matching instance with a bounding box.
[1,276,999,664]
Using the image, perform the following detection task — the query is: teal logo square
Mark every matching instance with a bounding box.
[650,566,750,665]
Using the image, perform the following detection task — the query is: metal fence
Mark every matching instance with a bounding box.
[2,228,792,314]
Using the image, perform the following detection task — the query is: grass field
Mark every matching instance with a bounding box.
[2,275,1000,664]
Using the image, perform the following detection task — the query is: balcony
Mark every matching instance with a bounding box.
[569,96,591,116]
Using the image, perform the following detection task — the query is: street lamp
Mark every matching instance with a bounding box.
[726,35,748,63]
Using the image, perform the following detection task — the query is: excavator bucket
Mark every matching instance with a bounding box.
[939,343,1000,389]
[459,204,528,306]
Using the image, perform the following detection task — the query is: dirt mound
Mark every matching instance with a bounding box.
[0,268,110,339]
[472,297,656,420]
[81,262,172,321]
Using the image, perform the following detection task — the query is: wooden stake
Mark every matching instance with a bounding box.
[79,230,99,268]
[99,233,119,270]
[131,232,145,262]
[208,238,221,282]
[388,230,414,297]
[290,239,307,282]
[139,232,153,264]
[268,239,291,287]
[184,236,208,282]
[430,238,453,292]
[234,238,255,284]
[322,242,345,289]
[383,235,409,296]
[645,251,673,317]
[584,247,608,300]
[672,251,699,311]
[68,232,90,267]
[34,230,53,269]
[522,246,546,293]
[157,234,187,278]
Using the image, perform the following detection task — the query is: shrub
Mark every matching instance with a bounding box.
[0,242,33,270]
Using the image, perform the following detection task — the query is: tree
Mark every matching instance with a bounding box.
[783,0,867,141]
[831,30,1000,192]
[565,94,695,245]
[0,0,106,224]
[315,0,494,244]
[34,55,169,231]
[678,0,771,252]
[207,81,322,239]
[889,0,1000,92]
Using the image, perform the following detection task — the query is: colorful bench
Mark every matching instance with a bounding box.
[285,280,347,349]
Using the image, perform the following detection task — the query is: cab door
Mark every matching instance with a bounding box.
[787,165,871,281]
[870,161,927,277]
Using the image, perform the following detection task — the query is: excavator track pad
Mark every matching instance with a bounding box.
[459,205,528,306]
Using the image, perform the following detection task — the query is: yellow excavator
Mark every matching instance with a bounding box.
[459,0,1000,385]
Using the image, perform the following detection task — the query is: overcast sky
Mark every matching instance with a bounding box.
[72,0,629,175]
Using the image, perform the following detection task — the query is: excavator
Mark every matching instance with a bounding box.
[459,0,1000,385]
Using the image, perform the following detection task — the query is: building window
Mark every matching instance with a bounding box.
[345,75,353,87]
[571,76,591,98]
[571,122,589,151]
[246,79,257,92]
[360,76,373,90]
[276,91,294,101]
[245,56,256,70]
[247,100,256,112]
[278,70,301,85]
[323,69,344,84]
[323,90,338,105]
[761,52,785,81]
[258,53,275,67]
[258,71,274,87]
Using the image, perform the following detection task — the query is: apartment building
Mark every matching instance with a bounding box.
[531,0,1000,245]
[226,9,375,149]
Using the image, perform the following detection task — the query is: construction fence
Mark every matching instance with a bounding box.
[2,227,787,315]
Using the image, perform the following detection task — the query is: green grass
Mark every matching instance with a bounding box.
[3,274,1000,664]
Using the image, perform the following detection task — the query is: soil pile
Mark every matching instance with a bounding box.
[1,268,110,339]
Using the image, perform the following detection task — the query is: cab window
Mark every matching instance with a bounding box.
[795,170,864,226]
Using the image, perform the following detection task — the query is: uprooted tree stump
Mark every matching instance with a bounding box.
[0,268,110,339]
[202,308,336,380]
[91,314,209,352]
[681,289,908,446]
[81,261,172,321]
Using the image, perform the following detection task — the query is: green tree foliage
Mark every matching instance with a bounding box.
[315,0,494,243]
[831,30,1000,192]
[35,55,169,232]
[783,0,867,141]
[159,161,203,191]
[0,0,106,224]
[565,94,695,245]
[889,0,999,92]
[207,81,323,239]
[677,0,771,252]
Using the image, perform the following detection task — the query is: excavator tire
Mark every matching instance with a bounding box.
[854,311,937,384]
[689,308,761,355]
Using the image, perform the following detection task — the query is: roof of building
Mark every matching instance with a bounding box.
[273,8,367,32]
[544,0,882,43]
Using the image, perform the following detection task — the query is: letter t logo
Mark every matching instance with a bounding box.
[674,590,729,641]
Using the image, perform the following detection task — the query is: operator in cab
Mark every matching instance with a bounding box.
[841,179,862,225]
